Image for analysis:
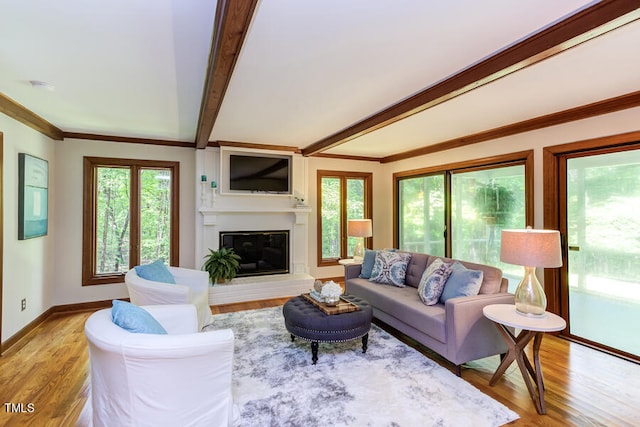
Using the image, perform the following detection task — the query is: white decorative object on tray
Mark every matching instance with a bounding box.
[321,281,342,305]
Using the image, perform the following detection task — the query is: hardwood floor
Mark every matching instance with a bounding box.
[1,298,638,426]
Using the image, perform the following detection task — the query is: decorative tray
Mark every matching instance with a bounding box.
[301,293,360,315]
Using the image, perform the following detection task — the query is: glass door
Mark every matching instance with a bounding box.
[398,174,445,256]
[450,165,526,290]
[566,150,640,358]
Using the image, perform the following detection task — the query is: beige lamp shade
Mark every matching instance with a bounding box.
[500,228,562,268]
[500,227,562,317]
[347,219,373,238]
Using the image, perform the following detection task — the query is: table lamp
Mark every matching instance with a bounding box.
[500,227,562,317]
[348,219,372,261]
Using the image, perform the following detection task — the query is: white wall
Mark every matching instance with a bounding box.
[52,138,197,306]
[1,116,55,342]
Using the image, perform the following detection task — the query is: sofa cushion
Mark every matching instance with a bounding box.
[111,300,167,334]
[417,259,453,305]
[346,278,446,343]
[439,261,484,303]
[404,253,429,288]
[369,251,412,287]
[134,259,175,284]
[359,249,379,279]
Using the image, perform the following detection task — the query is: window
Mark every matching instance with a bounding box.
[395,152,532,289]
[82,157,179,286]
[317,170,372,266]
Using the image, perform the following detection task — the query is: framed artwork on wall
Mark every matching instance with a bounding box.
[18,153,49,240]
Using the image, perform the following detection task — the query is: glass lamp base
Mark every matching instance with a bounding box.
[353,237,364,261]
[514,266,547,317]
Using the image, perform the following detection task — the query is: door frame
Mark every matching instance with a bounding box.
[543,130,640,361]
[0,132,4,350]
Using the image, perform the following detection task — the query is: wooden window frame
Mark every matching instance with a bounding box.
[317,170,372,267]
[82,157,180,286]
[393,150,534,254]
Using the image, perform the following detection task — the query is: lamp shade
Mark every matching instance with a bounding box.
[347,219,372,238]
[500,228,562,268]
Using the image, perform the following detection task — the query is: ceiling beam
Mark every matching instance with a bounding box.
[214,140,302,153]
[63,132,195,148]
[194,0,259,149]
[381,90,640,163]
[0,93,63,140]
[302,0,640,156]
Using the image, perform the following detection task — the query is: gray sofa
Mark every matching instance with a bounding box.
[345,252,514,376]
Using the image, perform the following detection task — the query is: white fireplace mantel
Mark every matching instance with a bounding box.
[198,207,311,226]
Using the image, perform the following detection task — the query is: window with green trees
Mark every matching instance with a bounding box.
[317,170,372,265]
[396,153,531,281]
[82,157,179,286]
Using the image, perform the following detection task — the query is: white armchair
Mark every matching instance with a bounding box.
[125,266,212,330]
[84,304,239,427]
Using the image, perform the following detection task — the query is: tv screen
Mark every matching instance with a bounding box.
[229,154,290,193]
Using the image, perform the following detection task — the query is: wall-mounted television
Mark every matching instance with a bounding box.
[229,154,291,193]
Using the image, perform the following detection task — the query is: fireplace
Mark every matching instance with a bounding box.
[220,230,289,277]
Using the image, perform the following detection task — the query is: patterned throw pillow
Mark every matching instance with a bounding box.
[369,251,412,287]
[417,259,453,305]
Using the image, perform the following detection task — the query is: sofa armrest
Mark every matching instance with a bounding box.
[444,293,515,365]
[344,264,362,280]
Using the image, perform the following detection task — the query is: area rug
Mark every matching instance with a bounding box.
[210,306,519,427]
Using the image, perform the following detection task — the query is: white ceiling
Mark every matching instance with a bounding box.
[1,0,639,158]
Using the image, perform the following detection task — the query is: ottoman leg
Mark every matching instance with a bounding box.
[362,333,369,354]
[290,334,295,342]
[311,341,319,364]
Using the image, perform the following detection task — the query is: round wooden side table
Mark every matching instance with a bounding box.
[483,303,566,415]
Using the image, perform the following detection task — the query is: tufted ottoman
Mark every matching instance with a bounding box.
[283,294,373,364]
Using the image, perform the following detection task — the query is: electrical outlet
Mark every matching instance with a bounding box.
[21,299,26,311]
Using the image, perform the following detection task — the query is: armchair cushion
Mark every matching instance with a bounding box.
[134,259,175,284]
[111,300,167,334]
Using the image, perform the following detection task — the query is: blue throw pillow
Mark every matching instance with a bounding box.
[134,259,175,284]
[111,300,167,334]
[439,261,484,303]
[359,249,378,279]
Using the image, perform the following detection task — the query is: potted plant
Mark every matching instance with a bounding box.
[202,247,241,284]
